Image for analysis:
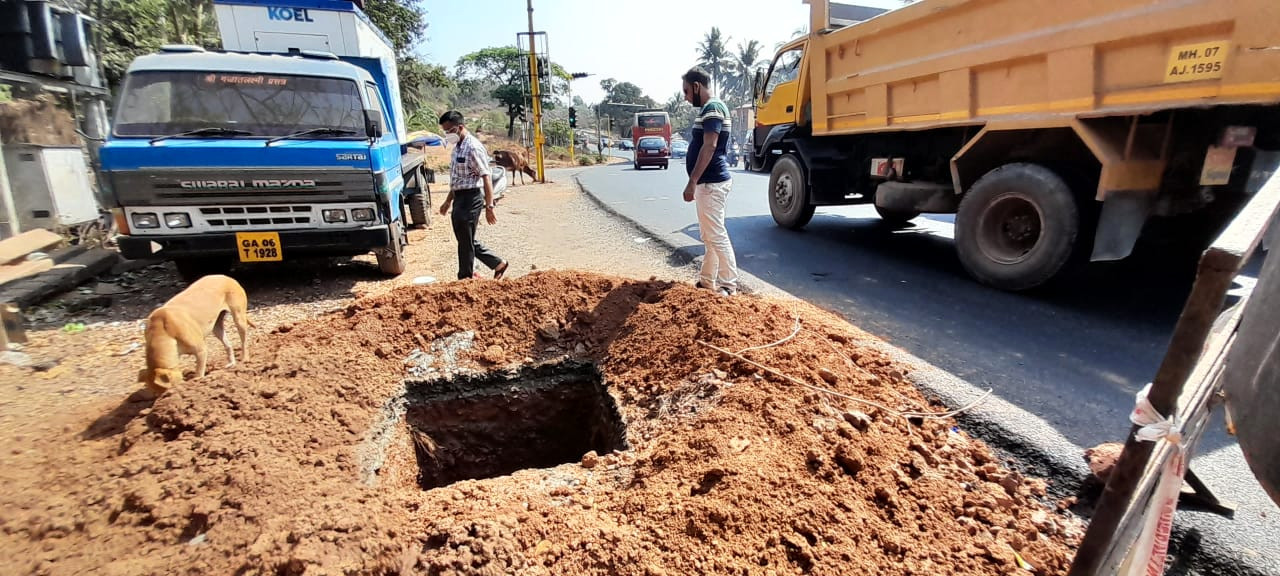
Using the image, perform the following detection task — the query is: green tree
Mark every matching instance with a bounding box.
[696,27,733,94]
[664,91,695,136]
[95,0,217,87]
[597,79,656,137]
[724,39,765,108]
[362,0,427,55]
[456,46,567,137]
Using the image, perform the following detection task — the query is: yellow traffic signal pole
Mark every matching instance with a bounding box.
[526,0,545,182]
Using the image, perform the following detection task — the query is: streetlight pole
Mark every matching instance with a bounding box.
[526,0,545,182]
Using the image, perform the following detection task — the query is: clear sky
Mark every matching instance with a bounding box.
[416,0,904,106]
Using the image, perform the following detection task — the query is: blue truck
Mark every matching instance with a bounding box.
[101,0,432,279]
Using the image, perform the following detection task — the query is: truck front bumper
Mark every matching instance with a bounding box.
[117,226,390,261]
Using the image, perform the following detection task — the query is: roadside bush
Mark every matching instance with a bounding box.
[577,156,595,166]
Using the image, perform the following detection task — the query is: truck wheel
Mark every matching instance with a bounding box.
[875,205,921,226]
[955,163,1079,291]
[408,191,431,229]
[174,258,232,283]
[377,218,407,276]
[769,155,816,229]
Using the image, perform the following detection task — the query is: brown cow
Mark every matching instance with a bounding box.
[493,149,537,186]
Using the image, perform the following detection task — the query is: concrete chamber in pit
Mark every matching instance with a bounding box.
[403,361,628,490]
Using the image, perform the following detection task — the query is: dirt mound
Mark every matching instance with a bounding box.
[0,94,79,146]
[0,271,1082,575]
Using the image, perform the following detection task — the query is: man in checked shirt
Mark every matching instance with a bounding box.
[437,111,509,280]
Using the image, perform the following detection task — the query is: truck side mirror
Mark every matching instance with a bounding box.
[364,109,383,139]
[753,70,763,101]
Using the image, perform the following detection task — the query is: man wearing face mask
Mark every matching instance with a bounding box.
[437,111,509,280]
[681,67,737,296]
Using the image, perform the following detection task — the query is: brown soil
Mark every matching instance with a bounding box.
[0,271,1083,575]
[0,94,79,146]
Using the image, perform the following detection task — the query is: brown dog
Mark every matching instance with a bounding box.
[139,274,253,395]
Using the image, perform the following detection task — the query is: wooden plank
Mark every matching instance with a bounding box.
[0,248,117,309]
[0,258,54,287]
[1069,166,1280,576]
[0,229,64,265]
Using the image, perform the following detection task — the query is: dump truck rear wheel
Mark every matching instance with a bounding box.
[769,154,816,229]
[955,163,1078,291]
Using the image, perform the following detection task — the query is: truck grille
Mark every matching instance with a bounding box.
[199,206,313,227]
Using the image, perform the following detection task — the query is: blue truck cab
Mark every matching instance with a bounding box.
[101,0,431,279]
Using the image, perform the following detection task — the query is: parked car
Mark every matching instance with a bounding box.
[633,136,669,170]
[617,139,634,150]
[670,140,689,159]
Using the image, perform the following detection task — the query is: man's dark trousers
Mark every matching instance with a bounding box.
[450,188,502,279]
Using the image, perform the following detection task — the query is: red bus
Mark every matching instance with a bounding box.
[632,111,671,149]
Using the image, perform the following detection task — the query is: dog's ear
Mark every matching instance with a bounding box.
[138,368,150,383]
[157,370,175,385]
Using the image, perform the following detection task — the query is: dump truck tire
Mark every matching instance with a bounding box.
[955,163,1078,291]
[769,154,816,230]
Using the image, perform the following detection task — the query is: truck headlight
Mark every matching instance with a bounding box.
[164,212,192,228]
[350,208,376,222]
[131,212,160,229]
[322,209,348,223]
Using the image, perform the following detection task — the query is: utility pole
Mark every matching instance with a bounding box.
[526,0,545,182]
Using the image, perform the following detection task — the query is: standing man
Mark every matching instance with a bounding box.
[437,111,509,280]
[681,67,737,296]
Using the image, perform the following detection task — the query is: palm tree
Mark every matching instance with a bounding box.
[696,27,734,94]
[726,39,764,107]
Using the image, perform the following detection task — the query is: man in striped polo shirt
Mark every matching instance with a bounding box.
[681,67,738,296]
[437,111,508,280]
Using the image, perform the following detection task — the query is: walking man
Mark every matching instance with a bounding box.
[437,111,508,280]
[680,67,737,295]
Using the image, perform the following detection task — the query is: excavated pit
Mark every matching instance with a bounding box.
[404,361,628,490]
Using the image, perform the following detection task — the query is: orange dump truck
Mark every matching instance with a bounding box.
[750,0,1280,290]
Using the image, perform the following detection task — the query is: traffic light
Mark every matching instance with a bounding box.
[569,107,577,128]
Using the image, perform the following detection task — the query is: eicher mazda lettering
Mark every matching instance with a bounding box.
[179,179,317,189]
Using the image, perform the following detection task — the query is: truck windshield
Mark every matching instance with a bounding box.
[113,71,365,138]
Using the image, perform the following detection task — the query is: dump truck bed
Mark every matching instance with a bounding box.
[810,0,1280,136]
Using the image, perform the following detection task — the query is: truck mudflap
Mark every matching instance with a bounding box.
[117,226,391,261]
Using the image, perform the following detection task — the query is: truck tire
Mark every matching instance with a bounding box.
[377,218,407,276]
[875,205,921,226]
[769,154,816,229]
[174,258,232,283]
[955,163,1079,291]
[407,191,430,229]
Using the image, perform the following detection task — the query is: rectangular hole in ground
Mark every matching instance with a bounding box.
[405,361,627,490]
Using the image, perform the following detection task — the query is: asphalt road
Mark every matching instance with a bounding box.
[579,156,1279,575]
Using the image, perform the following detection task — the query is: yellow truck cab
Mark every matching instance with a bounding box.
[751,0,1280,290]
